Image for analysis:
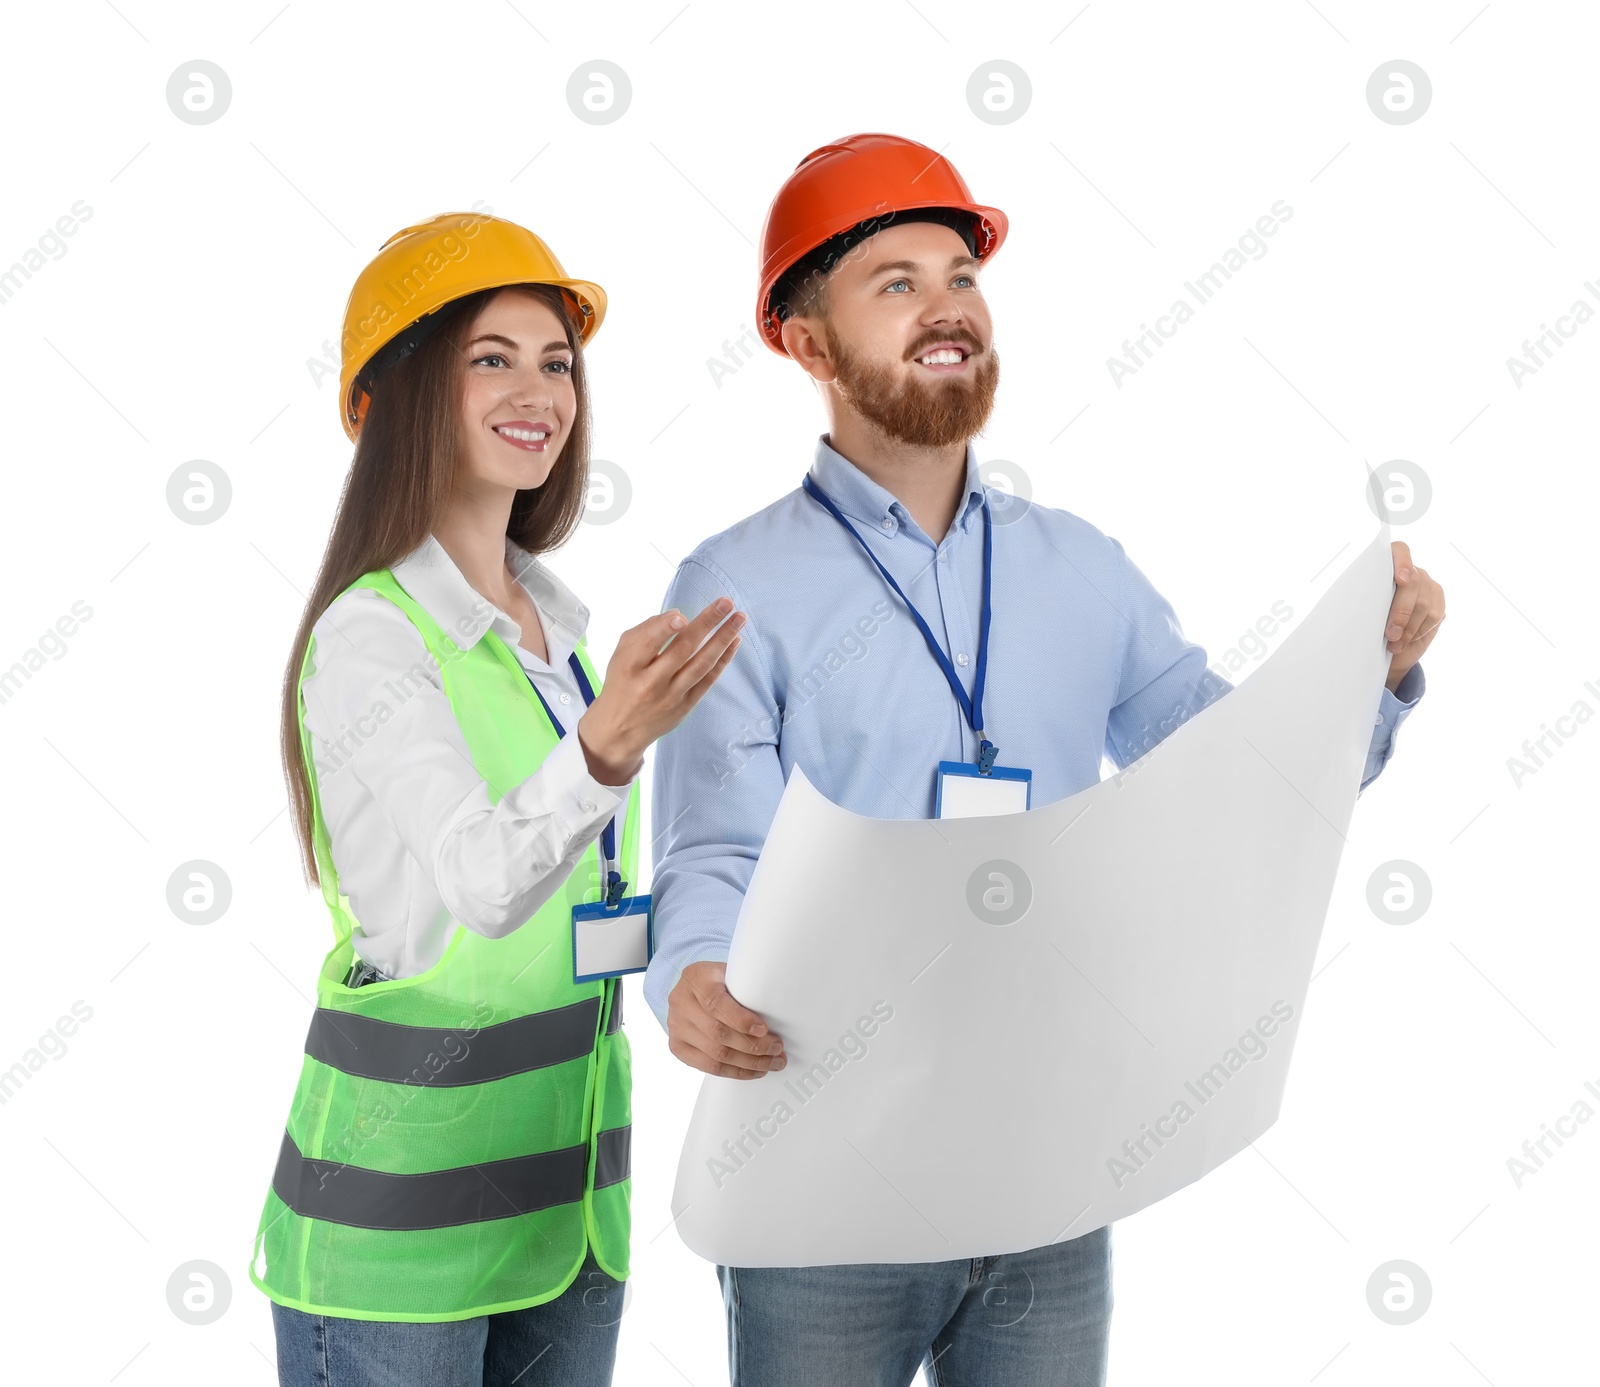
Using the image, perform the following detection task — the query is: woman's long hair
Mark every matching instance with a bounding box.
[280,283,593,886]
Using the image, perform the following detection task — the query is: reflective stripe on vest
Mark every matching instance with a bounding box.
[271,1125,631,1231]
[304,996,602,1085]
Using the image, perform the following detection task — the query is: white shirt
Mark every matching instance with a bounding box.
[300,533,636,979]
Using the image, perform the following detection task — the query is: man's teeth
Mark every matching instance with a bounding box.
[497,426,549,442]
[918,349,965,366]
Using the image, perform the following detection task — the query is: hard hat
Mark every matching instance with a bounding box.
[755,133,1008,358]
[338,212,607,439]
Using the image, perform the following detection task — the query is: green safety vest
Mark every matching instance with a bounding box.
[248,567,636,1322]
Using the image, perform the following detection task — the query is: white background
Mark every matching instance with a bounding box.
[0,1,1594,1383]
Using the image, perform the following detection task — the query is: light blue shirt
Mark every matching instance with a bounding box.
[642,435,1424,1027]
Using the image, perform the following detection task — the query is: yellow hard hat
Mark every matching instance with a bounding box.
[338,211,607,440]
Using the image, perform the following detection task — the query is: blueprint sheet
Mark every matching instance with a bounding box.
[673,525,1396,1266]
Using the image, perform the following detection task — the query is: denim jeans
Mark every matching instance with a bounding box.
[269,1250,624,1387]
[717,1224,1112,1386]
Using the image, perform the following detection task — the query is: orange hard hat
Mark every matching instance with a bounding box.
[755,132,1008,357]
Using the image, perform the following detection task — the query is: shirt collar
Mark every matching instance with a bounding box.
[807,434,987,539]
[389,533,590,655]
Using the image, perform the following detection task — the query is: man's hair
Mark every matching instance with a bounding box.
[769,207,981,328]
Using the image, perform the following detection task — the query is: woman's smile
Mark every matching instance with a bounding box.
[492,419,555,452]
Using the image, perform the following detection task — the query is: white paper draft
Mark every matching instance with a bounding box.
[673,525,1397,1267]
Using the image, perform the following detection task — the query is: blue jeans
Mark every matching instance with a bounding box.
[717,1225,1112,1386]
[269,1250,624,1387]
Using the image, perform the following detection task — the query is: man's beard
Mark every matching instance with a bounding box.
[824,322,1000,448]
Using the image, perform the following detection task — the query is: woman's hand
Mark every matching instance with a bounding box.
[574,598,746,784]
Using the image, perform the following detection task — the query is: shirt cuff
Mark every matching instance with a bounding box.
[504,732,632,839]
[1375,661,1425,729]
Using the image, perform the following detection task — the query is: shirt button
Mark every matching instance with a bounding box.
[579,798,596,813]
[937,551,948,563]
[881,517,895,531]
[956,652,969,666]
[559,692,572,705]
[1374,713,1384,726]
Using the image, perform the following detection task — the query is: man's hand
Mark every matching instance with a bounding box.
[666,961,787,1079]
[1384,541,1445,693]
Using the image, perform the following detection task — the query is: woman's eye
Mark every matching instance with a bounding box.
[473,353,507,368]
[545,359,573,375]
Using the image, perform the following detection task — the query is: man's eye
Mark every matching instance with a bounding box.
[884,279,910,293]
[954,275,975,288]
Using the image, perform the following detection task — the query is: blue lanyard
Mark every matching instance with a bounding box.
[801,474,1000,774]
[522,652,626,906]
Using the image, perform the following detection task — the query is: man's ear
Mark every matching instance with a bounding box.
[781,316,837,384]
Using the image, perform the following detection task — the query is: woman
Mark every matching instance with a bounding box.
[248,212,744,1385]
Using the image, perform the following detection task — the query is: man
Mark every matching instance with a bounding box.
[643,133,1444,1386]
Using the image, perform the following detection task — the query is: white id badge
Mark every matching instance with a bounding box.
[935,760,1033,818]
[571,895,653,983]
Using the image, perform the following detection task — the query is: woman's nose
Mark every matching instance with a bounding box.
[508,369,555,412]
